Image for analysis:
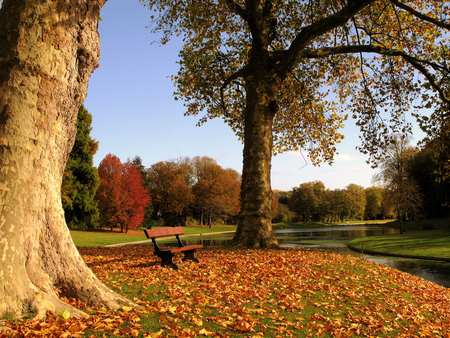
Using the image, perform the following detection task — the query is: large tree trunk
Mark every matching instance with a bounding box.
[0,0,136,319]
[231,79,279,248]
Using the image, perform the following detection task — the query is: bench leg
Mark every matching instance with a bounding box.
[159,253,179,270]
[182,249,200,263]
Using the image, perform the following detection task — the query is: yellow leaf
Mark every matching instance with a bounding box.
[199,328,214,336]
[147,329,164,338]
[122,306,133,312]
[58,310,71,319]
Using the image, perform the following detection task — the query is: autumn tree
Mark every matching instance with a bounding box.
[374,135,423,233]
[144,0,450,247]
[191,158,241,226]
[131,156,154,228]
[61,104,100,229]
[148,161,194,226]
[96,154,150,232]
[96,154,124,231]
[0,0,136,318]
[122,160,151,232]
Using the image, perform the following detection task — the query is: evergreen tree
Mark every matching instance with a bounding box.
[61,104,100,229]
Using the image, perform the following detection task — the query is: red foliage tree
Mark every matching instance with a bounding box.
[96,154,150,232]
[122,161,150,232]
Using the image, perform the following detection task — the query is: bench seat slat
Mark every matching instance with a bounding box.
[145,226,184,238]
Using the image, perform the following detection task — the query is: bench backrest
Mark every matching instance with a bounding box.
[144,226,185,239]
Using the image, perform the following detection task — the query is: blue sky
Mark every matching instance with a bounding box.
[83,0,423,191]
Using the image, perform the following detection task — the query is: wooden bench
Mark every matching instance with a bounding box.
[144,226,203,270]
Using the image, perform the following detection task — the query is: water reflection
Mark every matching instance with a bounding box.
[275,225,399,242]
[185,225,450,288]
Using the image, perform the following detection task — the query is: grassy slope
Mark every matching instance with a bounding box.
[348,218,450,260]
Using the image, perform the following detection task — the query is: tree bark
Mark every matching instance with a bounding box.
[231,78,279,248]
[0,0,136,318]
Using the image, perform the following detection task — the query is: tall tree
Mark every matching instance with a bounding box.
[96,154,125,231]
[145,0,450,247]
[131,156,154,228]
[289,182,320,222]
[0,0,135,318]
[122,160,151,232]
[193,161,241,226]
[374,135,423,233]
[61,104,100,229]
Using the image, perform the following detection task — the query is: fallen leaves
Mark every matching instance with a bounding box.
[2,246,450,337]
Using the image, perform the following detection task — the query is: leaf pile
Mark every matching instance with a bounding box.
[2,246,450,337]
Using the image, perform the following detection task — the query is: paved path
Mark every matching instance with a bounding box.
[104,230,235,247]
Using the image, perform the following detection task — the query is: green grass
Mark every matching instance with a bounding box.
[69,230,145,247]
[349,230,450,260]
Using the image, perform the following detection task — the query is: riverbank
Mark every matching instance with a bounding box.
[348,218,450,261]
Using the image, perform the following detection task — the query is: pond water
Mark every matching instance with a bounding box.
[278,225,450,288]
[186,225,450,288]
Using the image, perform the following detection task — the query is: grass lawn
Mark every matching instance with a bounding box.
[4,247,450,337]
[349,231,450,260]
[348,218,450,261]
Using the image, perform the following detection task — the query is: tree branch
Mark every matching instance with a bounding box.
[300,44,450,103]
[389,0,450,30]
[220,66,249,111]
[277,0,376,76]
[222,0,247,22]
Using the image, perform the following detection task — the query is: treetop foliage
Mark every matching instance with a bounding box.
[147,156,241,226]
[143,0,450,164]
[96,154,150,232]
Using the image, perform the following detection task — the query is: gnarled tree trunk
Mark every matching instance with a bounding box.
[231,76,279,248]
[0,0,136,318]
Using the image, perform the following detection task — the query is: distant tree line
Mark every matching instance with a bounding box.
[275,135,449,225]
[274,183,389,224]
[63,107,449,231]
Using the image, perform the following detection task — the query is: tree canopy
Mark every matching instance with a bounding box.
[146,0,450,161]
[374,135,423,233]
[143,0,450,247]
